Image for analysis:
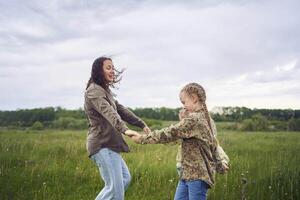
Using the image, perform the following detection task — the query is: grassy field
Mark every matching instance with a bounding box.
[0,129,299,200]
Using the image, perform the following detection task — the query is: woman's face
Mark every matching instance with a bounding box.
[102,59,115,83]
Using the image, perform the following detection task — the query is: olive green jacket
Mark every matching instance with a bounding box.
[84,83,146,156]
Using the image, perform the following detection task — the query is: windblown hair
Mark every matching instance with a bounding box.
[86,56,124,90]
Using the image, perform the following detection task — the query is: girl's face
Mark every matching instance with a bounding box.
[103,59,115,83]
[179,91,198,112]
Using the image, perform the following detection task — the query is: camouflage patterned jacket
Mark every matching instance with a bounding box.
[176,117,229,175]
[141,111,225,187]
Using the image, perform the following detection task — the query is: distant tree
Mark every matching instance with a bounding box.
[287,118,300,131]
[31,121,44,130]
[211,107,299,122]
[269,120,288,131]
[240,114,269,131]
[55,107,85,119]
[52,117,88,130]
[240,119,254,131]
[1,107,300,130]
[252,114,269,131]
[131,107,180,121]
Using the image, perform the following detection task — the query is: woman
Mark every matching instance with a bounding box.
[84,56,150,200]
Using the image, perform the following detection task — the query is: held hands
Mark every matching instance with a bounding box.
[124,130,142,144]
[125,126,151,144]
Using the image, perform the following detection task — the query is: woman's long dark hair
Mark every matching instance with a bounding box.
[86,56,124,90]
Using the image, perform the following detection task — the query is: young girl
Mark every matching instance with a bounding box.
[177,108,229,176]
[127,83,229,200]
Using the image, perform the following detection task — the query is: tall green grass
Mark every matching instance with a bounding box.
[0,130,299,199]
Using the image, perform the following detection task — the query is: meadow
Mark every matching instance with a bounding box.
[0,129,299,200]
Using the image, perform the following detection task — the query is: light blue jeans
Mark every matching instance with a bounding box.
[174,179,209,200]
[90,148,131,200]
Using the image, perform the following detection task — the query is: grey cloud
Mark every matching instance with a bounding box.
[1,0,300,110]
[242,60,300,83]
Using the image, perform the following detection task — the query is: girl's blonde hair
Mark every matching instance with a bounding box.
[181,83,218,146]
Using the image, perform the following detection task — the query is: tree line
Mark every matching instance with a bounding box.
[0,106,299,131]
[211,107,300,122]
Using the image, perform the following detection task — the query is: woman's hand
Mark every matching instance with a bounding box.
[124,130,142,144]
[125,130,139,137]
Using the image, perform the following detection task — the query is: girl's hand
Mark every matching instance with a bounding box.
[131,134,142,144]
[217,162,229,174]
[179,108,189,120]
[143,126,151,134]
[222,162,229,172]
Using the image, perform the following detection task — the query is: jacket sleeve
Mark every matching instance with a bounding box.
[141,114,209,144]
[86,87,129,134]
[115,100,146,129]
[214,145,230,173]
[209,118,230,172]
[215,145,229,164]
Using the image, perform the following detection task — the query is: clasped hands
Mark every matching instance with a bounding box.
[125,126,151,144]
[125,110,187,144]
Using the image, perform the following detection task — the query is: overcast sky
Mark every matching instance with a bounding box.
[0,0,299,111]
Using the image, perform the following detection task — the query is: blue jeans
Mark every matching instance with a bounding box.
[174,179,209,200]
[90,148,131,200]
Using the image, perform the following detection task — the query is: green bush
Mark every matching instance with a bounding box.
[252,114,269,131]
[240,114,269,131]
[31,121,44,130]
[269,121,287,131]
[216,122,239,130]
[143,118,163,129]
[288,118,300,131]
[67,119,88,129]
[240,119,254,131]
[127,118,164,131]
[52,117,88,130]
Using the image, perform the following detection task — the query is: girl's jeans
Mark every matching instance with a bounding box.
[175,166,209,200]
[90,148,131,200]
[174,179,209,200]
